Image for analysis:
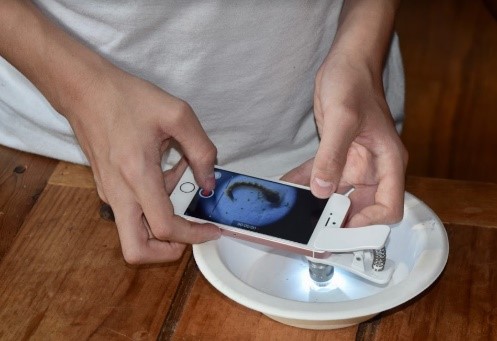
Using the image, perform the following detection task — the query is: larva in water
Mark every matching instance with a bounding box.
[225,181,281,206]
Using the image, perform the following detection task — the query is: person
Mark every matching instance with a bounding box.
[0,0,407,264]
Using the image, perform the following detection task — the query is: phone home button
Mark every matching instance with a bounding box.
[180,182,196,193]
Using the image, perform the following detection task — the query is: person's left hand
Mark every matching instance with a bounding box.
[281,54,408,227]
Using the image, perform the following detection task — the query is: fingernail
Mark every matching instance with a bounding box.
[206,226,222,240]
[313,177,333,197]
[315,177,333,188]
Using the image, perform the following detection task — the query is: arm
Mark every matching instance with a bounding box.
[0,0,220,263]
[282,0,408,226]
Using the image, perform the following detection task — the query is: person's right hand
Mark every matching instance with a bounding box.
[66,68,221,264]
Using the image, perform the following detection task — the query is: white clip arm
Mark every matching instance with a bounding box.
[308,225,394,285]
[313,224,391,252]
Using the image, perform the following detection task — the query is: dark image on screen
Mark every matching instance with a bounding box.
[184,168,327,244]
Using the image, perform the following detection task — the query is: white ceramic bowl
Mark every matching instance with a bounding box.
[193,192,449,329]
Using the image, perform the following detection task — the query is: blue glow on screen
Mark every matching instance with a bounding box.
[185,168,327,244]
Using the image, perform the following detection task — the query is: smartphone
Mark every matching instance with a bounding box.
[170,166,351,258]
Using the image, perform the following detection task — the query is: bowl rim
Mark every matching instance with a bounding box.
[193,192,449,321]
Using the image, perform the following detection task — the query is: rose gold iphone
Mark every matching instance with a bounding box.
[170,166,350,258]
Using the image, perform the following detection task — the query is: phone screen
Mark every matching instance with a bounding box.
[183,168,328,244]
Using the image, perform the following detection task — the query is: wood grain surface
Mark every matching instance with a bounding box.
[361,224,497,340]
[0,145,58,260]
[0,182,190,340]
[407,176,497,228]
[1,153,497,340]
[48,161,95,189]
[397,0,497,183]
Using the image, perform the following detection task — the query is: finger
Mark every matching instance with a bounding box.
[336,184,355,196]
[165,216,221,244]
[344,185,376,225]
[164,102,217,191]
[113,201,188,263]
[311,111,358,198]
[347,158,405,227]
[131,163,220,244]
[279,158,314,185]
[163,157,189,193]
[113,191,220,264]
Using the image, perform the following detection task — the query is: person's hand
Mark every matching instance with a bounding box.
[281,54,408,227]
[0,1,220,264]
[66,67,221,264]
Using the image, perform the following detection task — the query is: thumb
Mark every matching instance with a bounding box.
[279,158,314,185]
[311,117,357,198]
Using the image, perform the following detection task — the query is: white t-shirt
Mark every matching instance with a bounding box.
[0,0,404,178]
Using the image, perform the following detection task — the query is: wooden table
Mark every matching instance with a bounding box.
[1,144,497,340]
